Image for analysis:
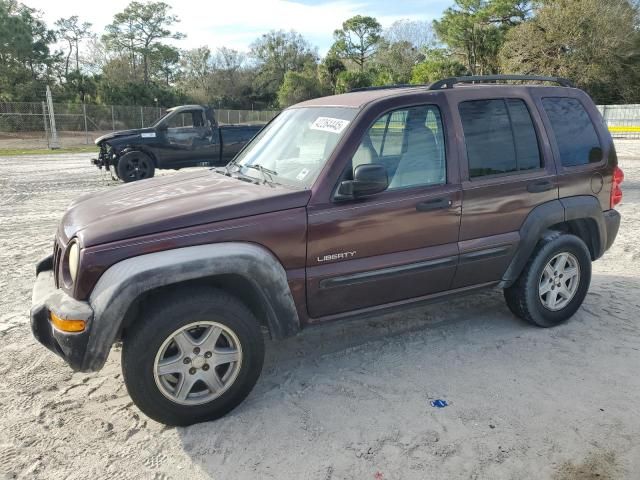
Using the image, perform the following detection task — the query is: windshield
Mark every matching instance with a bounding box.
[231,107,357,188]
[152,109,174,128]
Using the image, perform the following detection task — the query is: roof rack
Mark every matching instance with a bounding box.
[429,75,574,90]
[350,83,426,93]
[348,75,574,94]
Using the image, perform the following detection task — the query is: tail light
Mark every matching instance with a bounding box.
[610,166,624,208]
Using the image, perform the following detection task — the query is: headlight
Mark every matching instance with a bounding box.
[68,241,80,283]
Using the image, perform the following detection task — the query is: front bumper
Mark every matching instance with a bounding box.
[30,256,94,371]
[92,143,112,169]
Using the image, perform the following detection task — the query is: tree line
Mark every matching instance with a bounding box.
[1,0,639,109]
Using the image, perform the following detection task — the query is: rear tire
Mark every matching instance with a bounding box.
[116,150,155,183]
[504,233,591,327]
[122,288,264,426]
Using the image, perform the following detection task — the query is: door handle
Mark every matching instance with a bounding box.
[416,197,452,212]
[527,180,554,193]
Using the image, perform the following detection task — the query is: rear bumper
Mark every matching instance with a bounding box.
[603,209,621,252]
[30,258,94,371]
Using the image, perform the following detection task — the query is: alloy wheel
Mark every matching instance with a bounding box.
[153,321,243,405]
[538,252,581,311]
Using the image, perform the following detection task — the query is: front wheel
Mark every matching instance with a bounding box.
[122,288,265,426]
[116,150,155,182]
[504,233,592,327]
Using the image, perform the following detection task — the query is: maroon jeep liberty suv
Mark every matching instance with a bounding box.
[31,75,623,426]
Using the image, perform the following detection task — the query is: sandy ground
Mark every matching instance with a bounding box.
[0,143,639,480]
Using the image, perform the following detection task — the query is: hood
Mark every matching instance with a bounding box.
[60,171,311,247]
[94,127,156,145]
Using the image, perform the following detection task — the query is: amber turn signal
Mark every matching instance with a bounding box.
[50,312,86,332]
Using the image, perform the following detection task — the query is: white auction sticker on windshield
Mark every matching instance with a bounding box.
[296,168,310,181]
[310,117,350,134]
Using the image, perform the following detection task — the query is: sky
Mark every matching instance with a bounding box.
[24,0,451,55]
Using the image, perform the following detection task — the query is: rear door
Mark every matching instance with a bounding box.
[451,89,558,288]
[306,99,462,319]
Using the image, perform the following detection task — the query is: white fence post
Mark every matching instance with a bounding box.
[83,103,89,145]
[42,101,50,148]
[45,86,59,149]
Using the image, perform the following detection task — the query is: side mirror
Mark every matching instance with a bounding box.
[337,164,388,199]
[157,123,168,131]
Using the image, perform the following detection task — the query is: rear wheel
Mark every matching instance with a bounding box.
[122,288,264,426]
[116,150,155,182]
[504,233,592,327]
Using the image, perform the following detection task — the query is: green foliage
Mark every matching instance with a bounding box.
[0,0,57,101]
[277,68,325,107]
[434,0,529,74]
[371,40,424,85]
[103,1,184,84]
[55,16,93,78]
[411,49,468,84]
[96,78,187,106]
[335,70,373,94]
[150,44,180,86]
[383,19,435,50]
[332,15,382,71]
[2,0,640,108]
[250,30,318,107]
[500,0,640,103]
[319,55,346,94]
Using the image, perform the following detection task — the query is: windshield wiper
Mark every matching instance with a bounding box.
[244,164,278,187]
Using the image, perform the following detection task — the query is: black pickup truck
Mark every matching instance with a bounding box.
[92,105,264,182]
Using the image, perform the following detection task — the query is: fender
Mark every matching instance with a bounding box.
[499,196,606,288]
[83,242,299,371]
[119,146,158,166]
[560,195,607,258]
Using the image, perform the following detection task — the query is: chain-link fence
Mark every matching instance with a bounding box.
[597,104,640,140]
[1,100,639,151]
[0,102,279,150]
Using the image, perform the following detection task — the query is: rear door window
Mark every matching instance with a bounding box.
[541,97,602,167]
[459,98,541,178]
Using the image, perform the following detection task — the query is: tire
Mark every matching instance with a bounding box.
[122,287,265,426]
[116,150,155,183]
[504,233,592,327]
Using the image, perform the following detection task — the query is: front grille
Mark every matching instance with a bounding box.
[52,240,62,288]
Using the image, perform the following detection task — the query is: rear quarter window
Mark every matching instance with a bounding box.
[541,97,602,167]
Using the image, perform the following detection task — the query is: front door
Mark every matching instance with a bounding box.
[306,102,462,319]
[163,109,216,165]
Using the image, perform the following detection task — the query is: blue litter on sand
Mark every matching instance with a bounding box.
[430,399,448,408]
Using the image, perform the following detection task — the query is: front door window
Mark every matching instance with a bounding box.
[166,110,208,147]
[351,105,446,190]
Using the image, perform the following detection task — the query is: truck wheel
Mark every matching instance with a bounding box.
[122,288,265,426]
[504,233,592,327]
[116,150,155,182]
